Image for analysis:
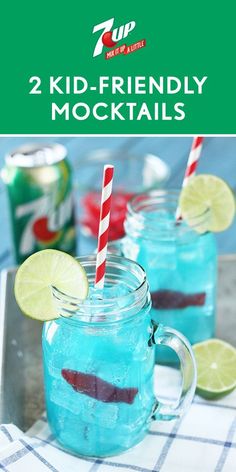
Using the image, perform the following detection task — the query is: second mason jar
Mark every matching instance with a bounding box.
[117,190,217,363]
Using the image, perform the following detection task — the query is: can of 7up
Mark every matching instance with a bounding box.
[2,143,77,263]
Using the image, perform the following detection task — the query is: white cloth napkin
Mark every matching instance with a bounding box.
[0,366,235,471]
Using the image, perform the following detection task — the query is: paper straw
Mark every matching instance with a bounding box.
[176,136,204,220]
[95,165,114,289]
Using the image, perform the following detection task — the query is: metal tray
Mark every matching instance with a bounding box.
[0,256,236,432]
[0,268,44,431]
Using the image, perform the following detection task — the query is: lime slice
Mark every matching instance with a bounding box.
[14,249,89,321]
[193,339,236,399]
[179,174,235,232]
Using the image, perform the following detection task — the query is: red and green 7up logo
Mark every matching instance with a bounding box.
[92,17,136,57]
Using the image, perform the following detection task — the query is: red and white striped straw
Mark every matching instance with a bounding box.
[95,165,114,290]
[176,136,204,220]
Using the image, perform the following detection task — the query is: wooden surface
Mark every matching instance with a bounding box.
[217,255,236,347]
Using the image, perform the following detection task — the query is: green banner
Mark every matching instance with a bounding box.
[0,0,235,134]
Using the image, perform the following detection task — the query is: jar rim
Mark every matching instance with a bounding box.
[126,189,211,236]
[52,254,150,323]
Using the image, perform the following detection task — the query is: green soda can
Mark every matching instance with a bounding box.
[2,143,77,263]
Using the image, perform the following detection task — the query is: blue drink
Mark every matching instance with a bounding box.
[122,191,217,364]
[42,255,197,457]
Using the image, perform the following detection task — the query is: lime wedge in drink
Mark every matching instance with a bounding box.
[179,175,236,232]
[193,339,236,399]
[14,249,89,321]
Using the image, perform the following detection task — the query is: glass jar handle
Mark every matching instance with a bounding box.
[150,321,197,421]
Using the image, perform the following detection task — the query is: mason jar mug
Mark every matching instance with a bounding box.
[42,254,197,457]
[111,191,217,364]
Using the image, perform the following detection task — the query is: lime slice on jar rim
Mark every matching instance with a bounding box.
[14,249,89,321]
[193,339,236,399]
[179,174,236,233]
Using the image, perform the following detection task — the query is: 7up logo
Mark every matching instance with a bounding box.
[16,193,73,255]
[92,18,136,57]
